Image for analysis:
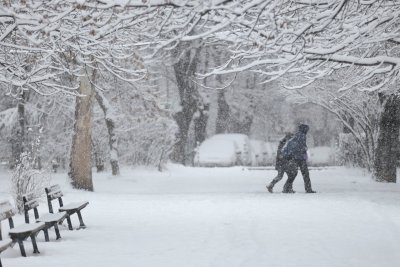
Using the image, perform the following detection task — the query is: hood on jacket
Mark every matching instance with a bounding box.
[298,124,309,134]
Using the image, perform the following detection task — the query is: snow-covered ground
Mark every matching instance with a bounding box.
[1,165,400,267]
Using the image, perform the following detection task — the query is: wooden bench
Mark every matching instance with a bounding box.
[0,218,13,267]
[23,193,67,241]
[0,238,13,267]
[45,185,89,230]
[0,201,13,266]
[0,200,45,257]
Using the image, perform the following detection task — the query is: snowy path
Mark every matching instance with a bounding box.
[1,166,400,267]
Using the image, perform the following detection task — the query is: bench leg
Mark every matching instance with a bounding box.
[43,228,50,242]
[0,256,2,267]
[54,224,62,240]
[77,211,86,229]
[17,240,26,257]
[66,215,73,230]
[30,235,40,254]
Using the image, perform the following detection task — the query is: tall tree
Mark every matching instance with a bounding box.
[171,43,203,164]
[69,65,96,191]
[94,89,120,176]
[374,94,400,183]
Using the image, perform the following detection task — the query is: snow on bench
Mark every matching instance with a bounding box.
[23,193,67,241]
[0,239,12,253]
[0,239,12,267]
[45,185,89,230]
[0,200,45,257]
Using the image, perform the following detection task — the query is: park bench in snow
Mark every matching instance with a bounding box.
[23,193,67,241]
[0,224,13,267]
[0,238,12,267]
[0,201,13,266]
[45,185,89,230]
[0,200,45,257]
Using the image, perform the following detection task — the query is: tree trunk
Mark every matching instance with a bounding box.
[94,90,120,176]
[172,110,195,164]
[94,152,105,172]
[171,45,200,165]
[11,91,28,168]
[374,94,400,183]
[92,139,105,172]
[69,67,95,191]
[230,115,254,135]
[215,90,230,134]
[193,103,209,145]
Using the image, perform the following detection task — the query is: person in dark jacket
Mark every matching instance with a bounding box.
[266,132,293,193]
[281,124,316,193]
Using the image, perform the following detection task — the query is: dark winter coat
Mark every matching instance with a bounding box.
[282,124,309,161]
[275,133,293,170]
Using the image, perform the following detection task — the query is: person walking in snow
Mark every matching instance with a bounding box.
[281,124,316,193]
[266,132,293,193]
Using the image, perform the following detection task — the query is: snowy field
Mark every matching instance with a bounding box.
[1,165,400,267]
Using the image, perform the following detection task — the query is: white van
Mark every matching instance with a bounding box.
[209,134,252,166]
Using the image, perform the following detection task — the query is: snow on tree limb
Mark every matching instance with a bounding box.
[1,0,400,94]
[199,0,400,91]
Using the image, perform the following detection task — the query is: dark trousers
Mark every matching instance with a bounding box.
[283,159,313,192]
[269,169,284,187]
[269,169,293,191]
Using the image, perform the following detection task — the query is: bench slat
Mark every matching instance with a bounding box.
[59,201,89,212]
[8,222,45,235]
[0,239,12,253]
[46,185,64,200]
[22,193,40,210]
[37,211,67,223]
[24,199,40,210]
[0,201,16,221]
[50,191,63,199]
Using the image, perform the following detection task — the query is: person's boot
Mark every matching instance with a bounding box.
[283,189,296,193]
[306,190,317,193]
[282,183,295,193]
[266,183,274,193]
[288,185,295,193]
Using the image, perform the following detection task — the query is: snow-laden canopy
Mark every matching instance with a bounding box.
[1,0,399,95]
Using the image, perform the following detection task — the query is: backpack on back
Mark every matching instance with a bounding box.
[281,137,297,159]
